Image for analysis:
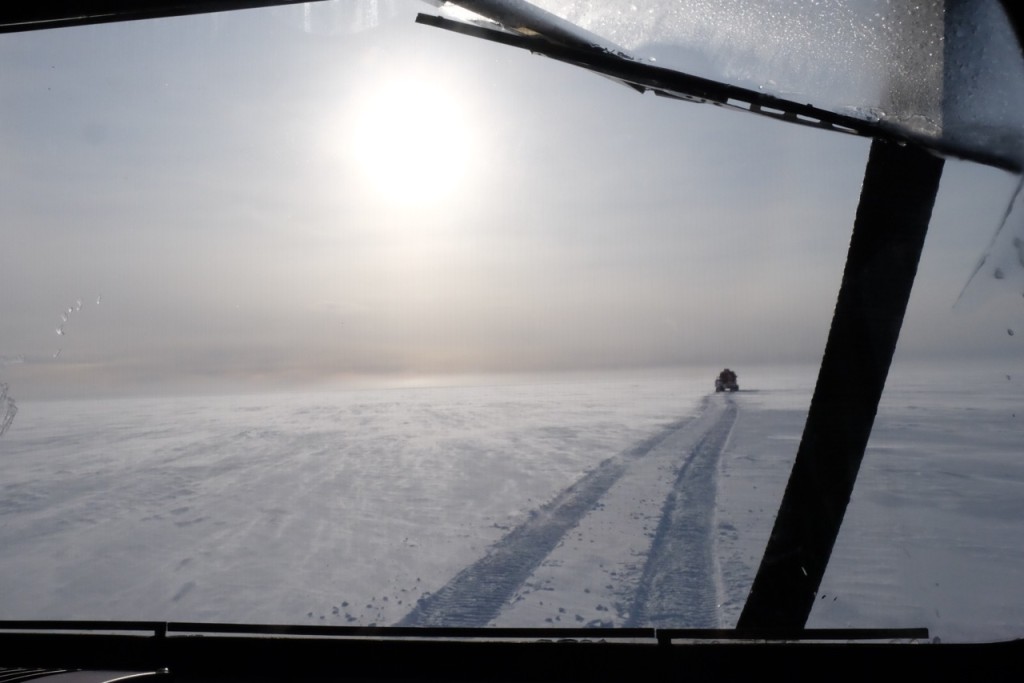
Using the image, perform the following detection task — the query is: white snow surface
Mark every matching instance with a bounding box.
[0,364,1021,642]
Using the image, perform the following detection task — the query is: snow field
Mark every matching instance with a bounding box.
[1,364,1022,642]
[0,376,704,625]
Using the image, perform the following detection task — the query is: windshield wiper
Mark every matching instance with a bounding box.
[0,620,929,642]
[414,12,1020,173]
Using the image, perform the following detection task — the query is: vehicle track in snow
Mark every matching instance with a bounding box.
[396,415,693,627]
[397,395,737,628]
[626,397,737,627]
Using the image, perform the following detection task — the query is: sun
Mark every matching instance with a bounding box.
[346,74,478,207]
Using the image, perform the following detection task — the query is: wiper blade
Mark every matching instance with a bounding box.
[0,1,310,34]
[415,12,1021,173]
[0,621,928,643]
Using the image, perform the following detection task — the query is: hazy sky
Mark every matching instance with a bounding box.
[1,0,1022,399]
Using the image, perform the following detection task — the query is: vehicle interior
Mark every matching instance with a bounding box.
[2,0,1023,680]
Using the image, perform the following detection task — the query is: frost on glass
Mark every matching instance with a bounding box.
[500,0,1024,166]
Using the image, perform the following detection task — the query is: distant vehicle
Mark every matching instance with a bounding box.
[715,369,739,392]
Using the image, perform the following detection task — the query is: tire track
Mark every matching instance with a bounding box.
[396,415,694,627]
[626,396,737,627]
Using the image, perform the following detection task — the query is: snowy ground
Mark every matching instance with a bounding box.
[0,364,1021,642]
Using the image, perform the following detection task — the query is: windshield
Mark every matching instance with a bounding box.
[1,0,1022,643]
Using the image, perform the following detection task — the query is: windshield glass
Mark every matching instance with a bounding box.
[0,0,1021,642]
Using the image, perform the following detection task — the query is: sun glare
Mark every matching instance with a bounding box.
[347,75,478,207]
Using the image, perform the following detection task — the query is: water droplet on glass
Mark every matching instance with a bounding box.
[1009,328,1016,336]
[56,325,65,336]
